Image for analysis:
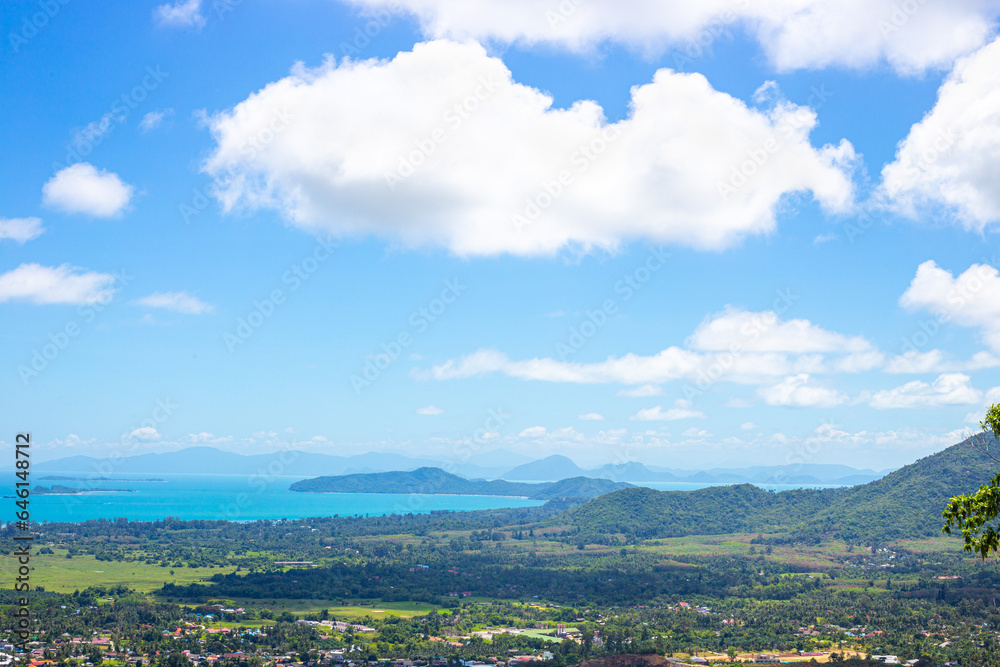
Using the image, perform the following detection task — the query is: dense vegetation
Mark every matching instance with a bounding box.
[8,438,1000,664]
[560,436,1000,544]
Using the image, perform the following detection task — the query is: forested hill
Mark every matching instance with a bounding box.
[810,433,999,540]
[559,435,1000,542]
[289,467,631,500]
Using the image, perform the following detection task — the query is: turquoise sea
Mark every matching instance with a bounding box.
[25,473,545,523]
[23,473,843,523]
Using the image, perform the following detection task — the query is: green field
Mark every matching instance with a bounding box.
[894,536,967,555]
[18,551,234,593]
[205,599,434,618]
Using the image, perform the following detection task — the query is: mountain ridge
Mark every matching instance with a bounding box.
[288,467,632,500]
[21,445,887,486]
[554,435,998,543]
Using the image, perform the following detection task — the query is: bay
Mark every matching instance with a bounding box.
[24,473,845,523]
[27,473,544,523]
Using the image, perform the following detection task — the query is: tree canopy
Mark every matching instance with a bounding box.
[942,404,1000,558]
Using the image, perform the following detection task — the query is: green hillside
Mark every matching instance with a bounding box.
[810,434,999,540]
[560,484,843,540]
[559,435,1000,543]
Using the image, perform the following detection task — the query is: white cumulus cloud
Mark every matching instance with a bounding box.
[0,264,117,305]
[420,308,880,387]
[347,0,999,73]
[42,163,133,217]
[578,412,605,421]
[900,260,1000,351]
[758,373,847,408]
[203,40,855,257]
[687,305,874,354]
[868,373,982,409]
[125,426,161,441]
[881,36,1000,226]
[416,405,445,415]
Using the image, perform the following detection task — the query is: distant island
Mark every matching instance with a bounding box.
[32,485,137,495]
[289,467,631,500]
[39,476,165,482]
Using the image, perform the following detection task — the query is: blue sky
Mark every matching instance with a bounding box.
[4,0,1000,470]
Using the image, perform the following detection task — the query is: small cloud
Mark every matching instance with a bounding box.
[578,412,605,421]
[547,310,566,318]
[682,427,710,438]
[126,426,161,441]
[0,263,117,305]
[868,373,981,409]
[50,434,95,449]
[416,405,444,415]
[154,0,205,28]
[185,432,232,444]
[519,426,548,438]
[617,384,663,398]
[42,163,133,217]
[134,291,214,314]
[740,421,758,430]
[632,399,705,422]
[139,108,174,132]
[813,233,837,244]
[752,80,780,105]
[409,353,424,361]
[758,374,847,408]
[0,217,44,243]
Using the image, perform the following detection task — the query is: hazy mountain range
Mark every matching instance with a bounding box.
[17,447,890,486]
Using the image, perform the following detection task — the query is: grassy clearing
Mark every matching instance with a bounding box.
[18,551,232,593]
[895,536,967,555]
[154,598,434,618]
